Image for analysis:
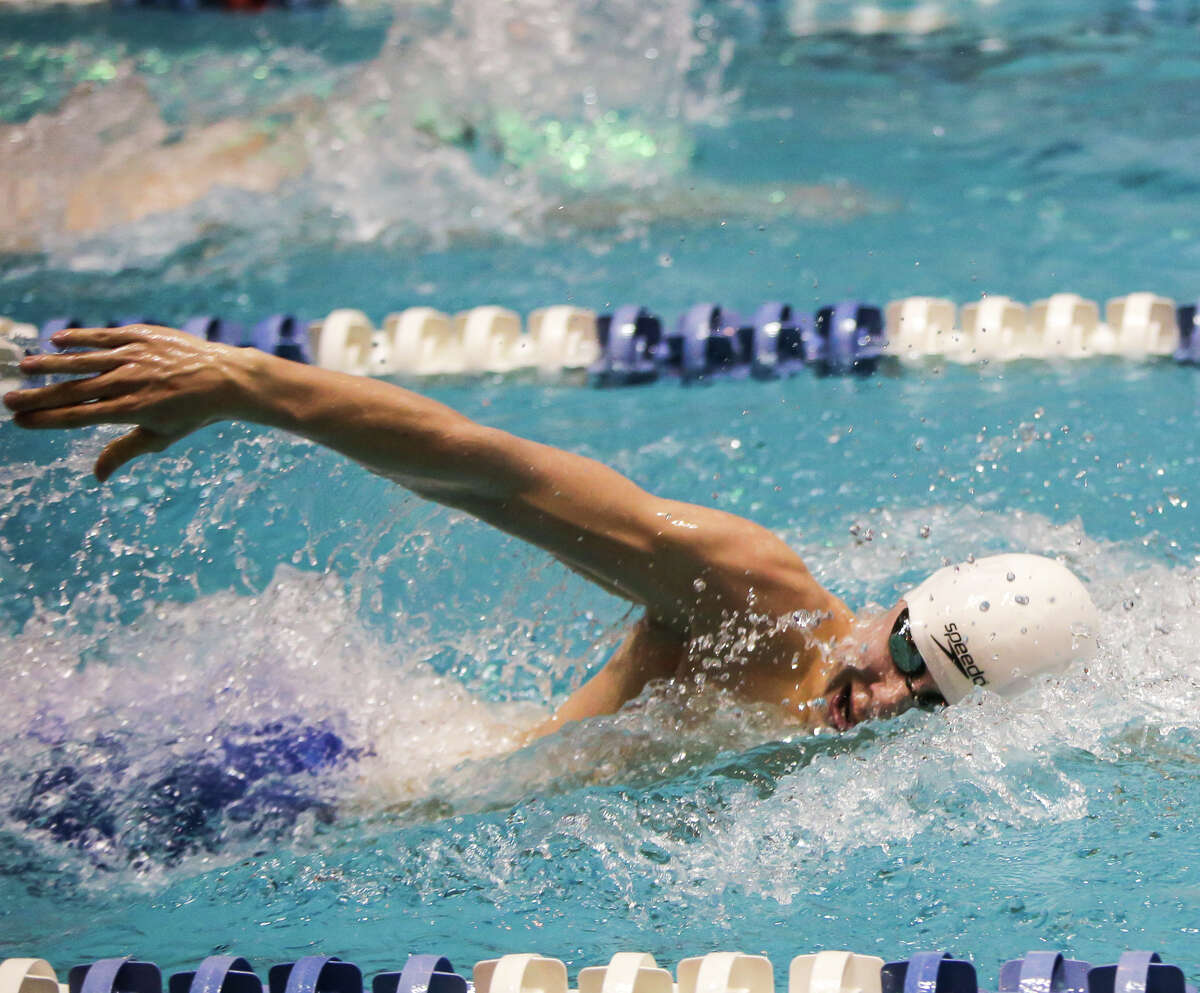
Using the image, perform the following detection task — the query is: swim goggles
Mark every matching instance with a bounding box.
[888,608,946,709]
[887,608,925,676]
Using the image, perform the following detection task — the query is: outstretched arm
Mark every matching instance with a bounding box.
[5,325,850,641]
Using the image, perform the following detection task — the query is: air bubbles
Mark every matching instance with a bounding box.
[849,523,874,543]
[979,600,990,612]
[693,578,707,593]
[1015,594,1029,605]
[1006,571,1016,581]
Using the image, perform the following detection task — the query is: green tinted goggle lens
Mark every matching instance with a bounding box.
[888,610,926,676]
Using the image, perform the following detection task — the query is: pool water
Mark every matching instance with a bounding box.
[3,0,1200,983]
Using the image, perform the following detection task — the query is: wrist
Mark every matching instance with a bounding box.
[218,344,279,426]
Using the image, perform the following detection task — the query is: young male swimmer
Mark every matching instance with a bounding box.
[4,325,1102,738]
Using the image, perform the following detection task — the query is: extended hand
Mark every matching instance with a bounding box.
[3,325,248,481]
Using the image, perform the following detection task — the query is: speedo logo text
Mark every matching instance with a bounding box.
[930,623,988,686]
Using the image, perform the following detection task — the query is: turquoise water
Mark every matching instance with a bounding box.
[3,0,1200,983]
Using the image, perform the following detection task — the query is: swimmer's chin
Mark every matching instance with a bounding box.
[761,694,850,735]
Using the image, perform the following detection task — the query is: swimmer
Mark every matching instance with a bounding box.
[3,325,1101,738]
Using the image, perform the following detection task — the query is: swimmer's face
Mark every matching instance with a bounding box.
[822,600,947,731]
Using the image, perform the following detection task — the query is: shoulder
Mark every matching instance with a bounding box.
[648,497,855,636]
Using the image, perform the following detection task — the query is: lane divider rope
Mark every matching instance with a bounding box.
[7,951,1196,993]
[3,293,1199,393]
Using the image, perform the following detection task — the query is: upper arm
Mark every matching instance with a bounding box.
[522,613,686,741]
[426,424,847,635]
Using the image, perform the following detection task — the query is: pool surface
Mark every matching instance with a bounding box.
[2,0,1200,981]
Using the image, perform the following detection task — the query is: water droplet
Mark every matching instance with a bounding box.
[1124,598,1136,610]
[919,525,931,539]
[1006,571,1016,581]
[979,600,990,612]
[693,578,707,592]
[1015,594,1029,605]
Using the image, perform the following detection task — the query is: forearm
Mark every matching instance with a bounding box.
[228,352,675,600]
[8,325,838,633]
[229,350,681,590]
[233,350,827,624]
[230,348,498,497]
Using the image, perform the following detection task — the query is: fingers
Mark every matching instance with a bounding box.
[9,395,140,430]
[17,350,128,376]
[3,329,157,413]
[94,426,180,482]
[46,326,164,350]
[4,369,130,413]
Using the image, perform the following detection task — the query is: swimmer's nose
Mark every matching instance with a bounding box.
[822,663,863,701]
[868,676,914,720]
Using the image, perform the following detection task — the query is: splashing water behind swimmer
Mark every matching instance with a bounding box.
[0,0,757,266]
[0,360,1187,869]
[2,358,1200,972]
[5,0,1200,969]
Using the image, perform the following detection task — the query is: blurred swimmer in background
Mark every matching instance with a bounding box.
[5,325,1101,738]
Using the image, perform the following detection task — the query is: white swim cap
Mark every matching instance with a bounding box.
[902,553,1101,704]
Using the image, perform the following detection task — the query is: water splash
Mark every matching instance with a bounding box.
[0,0,757,267]
[4,474,1195,886]
[4,365,1200,969]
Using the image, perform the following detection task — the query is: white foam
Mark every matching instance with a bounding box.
[320,506,1200,911]
[11,0,746,269]
[3,452,1196,899]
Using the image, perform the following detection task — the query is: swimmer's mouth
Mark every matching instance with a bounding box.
[827,684,853,732]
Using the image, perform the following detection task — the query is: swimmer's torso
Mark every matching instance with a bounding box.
[529,582,854,740]
[670,597,855,722]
